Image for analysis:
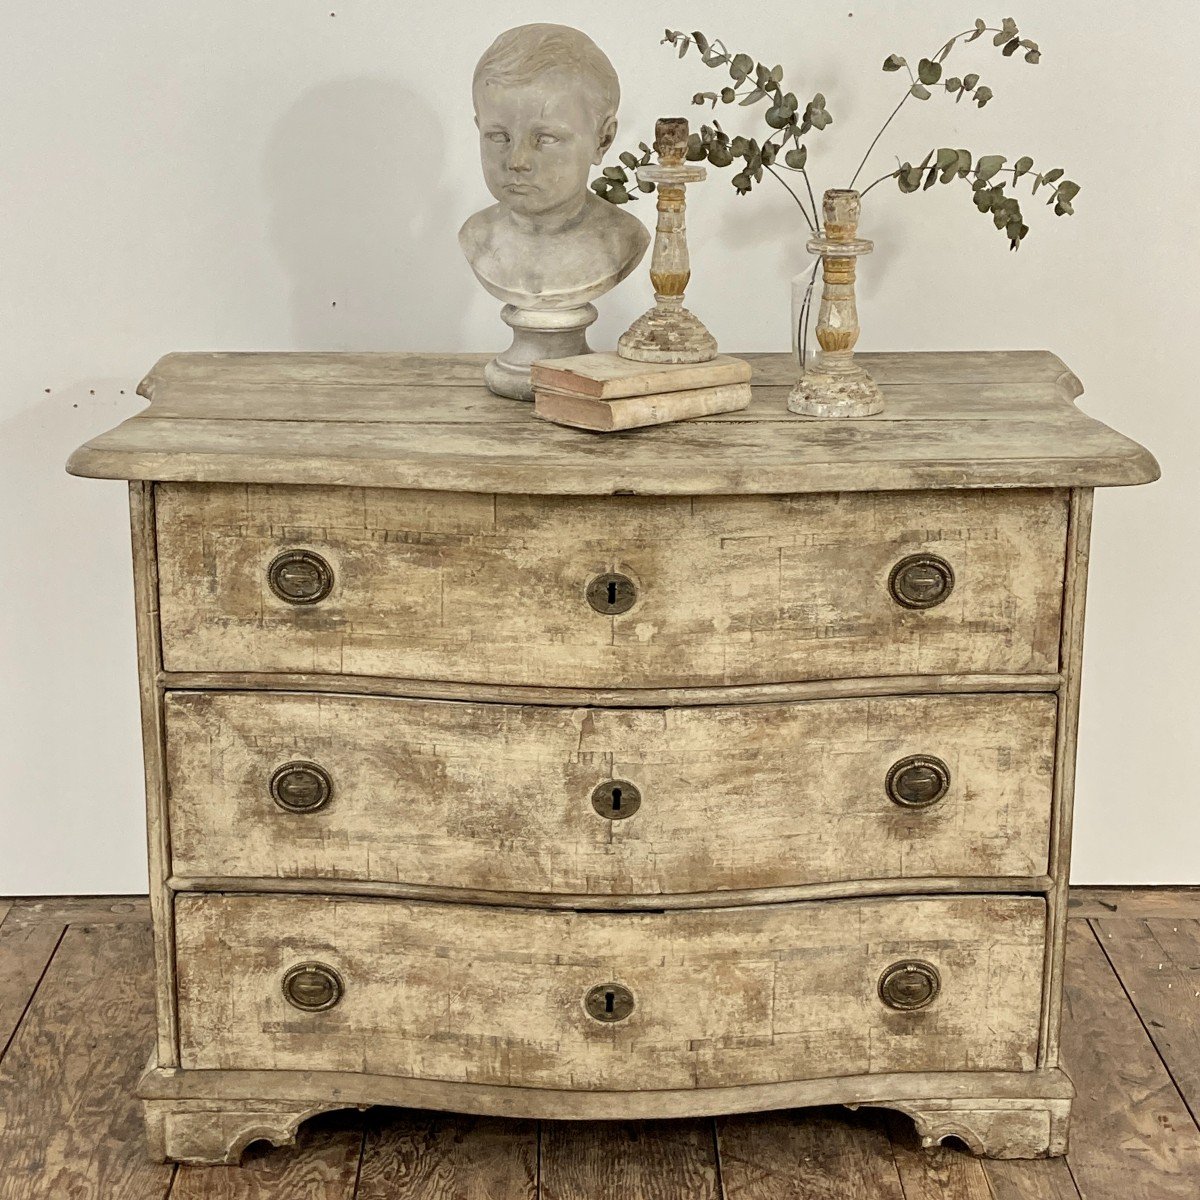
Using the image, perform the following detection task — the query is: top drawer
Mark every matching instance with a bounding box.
[154,484,1067,688]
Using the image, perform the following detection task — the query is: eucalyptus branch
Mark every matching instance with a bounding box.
[764,164,817,233]
[591,18,1072,252]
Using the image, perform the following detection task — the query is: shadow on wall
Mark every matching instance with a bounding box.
[264,77,469,351]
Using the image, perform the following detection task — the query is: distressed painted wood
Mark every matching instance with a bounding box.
[167,1110,365,1193]
[65,352,1159,493]
[131,481,180,1069]
[164,690,1056,895]
[63,349,1161,1167]
[172,893,1045,1088]
[154,484,1068,687]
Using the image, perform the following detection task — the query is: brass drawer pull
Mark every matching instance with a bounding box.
[878,960,940,1011]
[270,761,333,814]
[282,962,343,1012]
[590,779,641,821]
[888,554,954,609]
[268,549,334,605]
[584,982,635,1023]
[886,755,950,809]
[586,572,637,615]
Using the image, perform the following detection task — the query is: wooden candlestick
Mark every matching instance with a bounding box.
[618,118,717,364]
[788,189,884,417]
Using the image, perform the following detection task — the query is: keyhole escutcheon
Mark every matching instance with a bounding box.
[586,572,637,615]
[584,982,635,1023]
[591,779,642,821]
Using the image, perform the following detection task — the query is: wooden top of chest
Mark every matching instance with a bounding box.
[67,350,1158,495]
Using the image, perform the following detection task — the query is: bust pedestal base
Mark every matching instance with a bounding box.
[485,303,597,401]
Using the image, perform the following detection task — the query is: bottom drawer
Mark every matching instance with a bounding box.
[175,893,1045,1090]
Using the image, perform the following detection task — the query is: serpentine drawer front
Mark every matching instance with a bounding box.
[173,892,1046,1089]
[66,350,1159,1164]
[153,482,1068,687]
[164,690,1056,895]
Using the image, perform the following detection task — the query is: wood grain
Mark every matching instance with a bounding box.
[1093,917,1200,1126]
[0,918,64,1061]
[4,896,150,925]
[356,1109,536,1200]
[168,1110,363,1198]
[540,1120,719,1200]
[66,352,1159,494]
[0,923,174,1199]
[154,484,1068,687]
[173,893,1046,1090]
[164,690,1055,896]
[718,1107,904,1199]
[1068,889,1200,920]
[1059,921,1200,1198]
[884,1109,993,1199]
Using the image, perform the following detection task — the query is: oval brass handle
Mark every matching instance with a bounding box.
[270,761,333,814]
[591,779,642,821]
[584,982,635,1023]
[886,755,950,809]
[268,549,334,605]
[888,554,954,610]
[878,960,940,1011]
[282,962,343,1012]
[586,572,637,615]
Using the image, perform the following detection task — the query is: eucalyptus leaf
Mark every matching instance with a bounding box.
[602,165,627,180]
[1003,38,1020,56]
[785,145,808,169]
[692,31,710,53]
[1042,167,1064,182]
[975,154,1006,181]
[945,76,962,91]
[974,85,994,107]
[731,52,753,79]
[677,37,690,58]
[918,58,942,85]
[1012,155,1033,179]
[910,82,932,100]
[882,53,907,71]
[708,142,734,167]
[721,87,736,102]
[967,17,987,42]
[740,87,767,105]
[963,72,980,89]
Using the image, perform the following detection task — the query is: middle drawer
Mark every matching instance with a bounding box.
[165,690,1055,897]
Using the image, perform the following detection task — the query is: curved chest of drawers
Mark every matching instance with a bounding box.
[66,349,1159,1165]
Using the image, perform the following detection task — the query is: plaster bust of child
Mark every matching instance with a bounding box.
[460,23,650,397]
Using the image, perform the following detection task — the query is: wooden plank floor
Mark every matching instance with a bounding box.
[0,889,1198,1198]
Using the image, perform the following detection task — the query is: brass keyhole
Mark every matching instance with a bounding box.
[586,572,637,615]
[591,779,641,821]
[584,982,635,1022]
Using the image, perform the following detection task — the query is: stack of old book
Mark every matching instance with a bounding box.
[531,352,752,432]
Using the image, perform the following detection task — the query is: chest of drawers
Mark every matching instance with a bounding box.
[68,349,1157,1165]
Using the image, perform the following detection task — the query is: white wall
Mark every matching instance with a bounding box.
[1,1,1194,893]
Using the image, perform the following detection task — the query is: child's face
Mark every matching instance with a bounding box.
[475,71,611,219]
